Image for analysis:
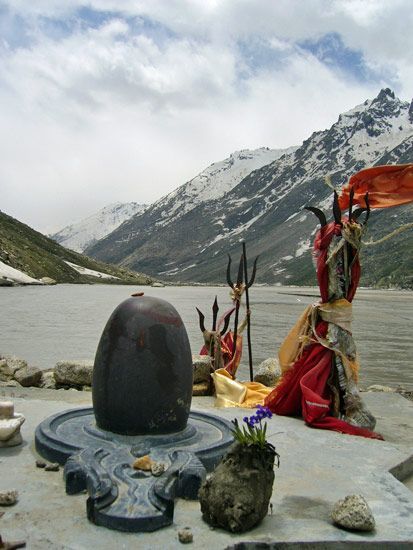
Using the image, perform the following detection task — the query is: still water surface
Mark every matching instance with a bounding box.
[0,284,412,389]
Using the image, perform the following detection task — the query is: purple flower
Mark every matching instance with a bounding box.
[256,404,272,419]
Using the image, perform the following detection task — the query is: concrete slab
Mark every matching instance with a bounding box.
[1,387,413,549]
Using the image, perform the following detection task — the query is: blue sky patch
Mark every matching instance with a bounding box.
[299,32,374,82]
[236,37,291,84]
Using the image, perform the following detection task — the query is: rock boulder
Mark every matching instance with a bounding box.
[54,360,93,388]
[0,357,27,382]
[14,365,42,387]
[332,494,375,531]
[253,358,281,387]
[192,354,212,384]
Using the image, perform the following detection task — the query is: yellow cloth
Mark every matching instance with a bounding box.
[317,298,353,333]
[278,304,313,372]
[212,368,273,408]
[278,298,359,382]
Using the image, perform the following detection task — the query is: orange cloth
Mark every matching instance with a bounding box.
[339,164,413,210]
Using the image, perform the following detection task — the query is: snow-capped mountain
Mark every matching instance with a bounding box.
[153,146,298,225]
[87,89,413,288]
[85,146,297,263]
[52,202,147,253]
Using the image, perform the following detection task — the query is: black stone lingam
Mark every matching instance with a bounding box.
[93,294,193,435]
[35,294,233,532]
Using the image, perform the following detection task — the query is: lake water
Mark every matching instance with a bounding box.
[0,284,412,389]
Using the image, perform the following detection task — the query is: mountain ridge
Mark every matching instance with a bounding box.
[87,88,413,288]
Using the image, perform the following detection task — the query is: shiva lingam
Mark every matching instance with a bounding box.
[35,294,233,532]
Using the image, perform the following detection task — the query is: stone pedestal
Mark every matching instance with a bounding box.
[35,294,233,532]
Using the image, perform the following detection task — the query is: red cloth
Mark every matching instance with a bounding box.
[265,222,383,440]
[200,331,243,378]
[314,222,360,303]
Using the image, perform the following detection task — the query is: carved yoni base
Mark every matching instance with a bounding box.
[35,408,233,532]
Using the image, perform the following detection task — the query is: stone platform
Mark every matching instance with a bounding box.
[0,386,413,549]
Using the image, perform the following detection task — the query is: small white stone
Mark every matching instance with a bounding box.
[332,494,375,532]
[151,462,166,477]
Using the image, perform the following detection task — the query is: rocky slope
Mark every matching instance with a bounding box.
[0,210,153,285]
[52,202,147,253]
[85,147,297,264]
[87,89,413,288]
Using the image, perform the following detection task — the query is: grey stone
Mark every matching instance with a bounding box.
[192,354,212,384]
[0,357,26,382]
[14,366,42,387]
[0,359,14,382]
[39,371,56,390]
[253,358,281,387]
[332,494,375,531]
[367,385,396,393]
[0,490,18,506]
[5,357,28,373]
[178,527,193,543]
[54,361,93,388]
[40,277,57,285]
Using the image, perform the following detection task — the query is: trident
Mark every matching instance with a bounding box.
[226,244,258,381]
[196,296,233,371]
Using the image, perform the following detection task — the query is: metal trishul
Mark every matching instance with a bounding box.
[305,189,370,227]
[226,249,258,365]
[196,296,232,336]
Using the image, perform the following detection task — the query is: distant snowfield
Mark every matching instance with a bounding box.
[0,260,43,284]
[53,202,147,253]
[64,261,119,280]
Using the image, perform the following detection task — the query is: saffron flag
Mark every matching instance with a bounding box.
[339,163,413,210]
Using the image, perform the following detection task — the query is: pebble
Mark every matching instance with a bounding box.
[35,459,47,468]
[44,462,60,472]
[151,462,166,477]
[178,527,193,544]
[0,490,18,506]
[332,494,375,531]
[133,455,154,471]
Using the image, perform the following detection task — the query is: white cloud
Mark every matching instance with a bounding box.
[0,0,411,232]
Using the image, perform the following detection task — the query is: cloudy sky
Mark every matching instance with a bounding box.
[1,0,412,233]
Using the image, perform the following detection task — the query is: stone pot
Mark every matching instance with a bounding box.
[199,441,278,533]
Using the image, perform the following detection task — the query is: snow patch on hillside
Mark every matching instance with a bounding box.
[64,261,119,280]
[53,202,147,252]
[0,260,43,285]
